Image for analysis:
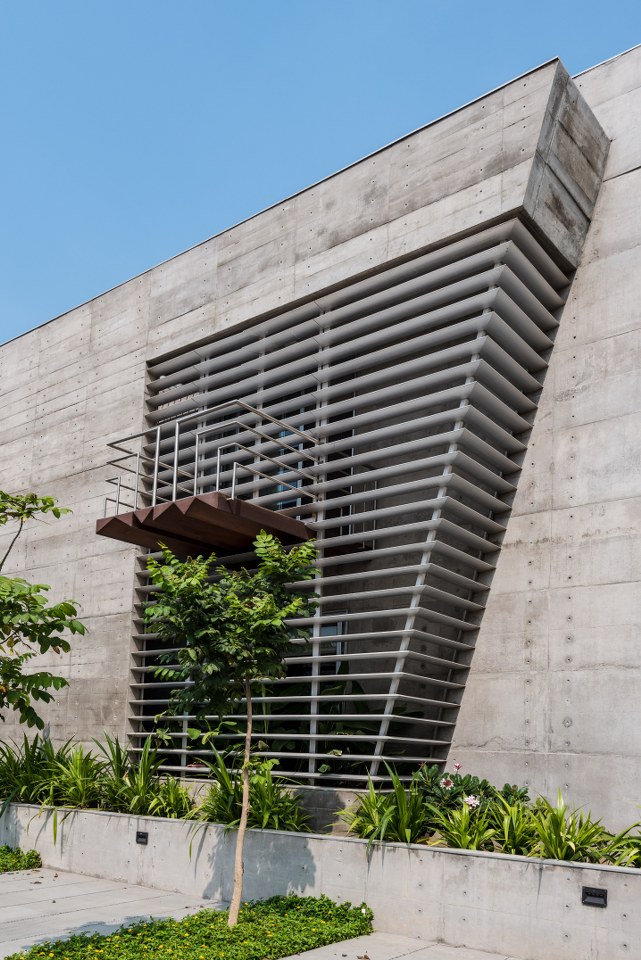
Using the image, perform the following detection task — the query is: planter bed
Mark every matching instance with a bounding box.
[1,803,638,960]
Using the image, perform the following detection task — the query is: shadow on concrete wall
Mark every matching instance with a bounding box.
[193,824,318,902]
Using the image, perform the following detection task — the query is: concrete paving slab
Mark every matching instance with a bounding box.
[282,932,521,960]
[0,868,223,959]
[0,869,528,960]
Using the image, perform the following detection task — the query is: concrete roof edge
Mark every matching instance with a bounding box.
[573,42,641,78]
[2,57,565,349]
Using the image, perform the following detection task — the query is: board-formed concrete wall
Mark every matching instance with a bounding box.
[0,58,603,742]
[2,47,638,828]
[451,45,641,829]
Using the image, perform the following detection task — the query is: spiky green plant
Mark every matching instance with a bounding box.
[488,795,537,856]
[0,735,75,808]
[151,776,194,819]
[340,767,426,847]
[192,750,309,832]
[94,734,135,813]
[530,792,612,863]
[339,779,391,848]
[44,745,105,809]
[426,801,496,851]
[96,736,192,818]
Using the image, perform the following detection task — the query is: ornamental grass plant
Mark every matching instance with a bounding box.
[6,895,373,960]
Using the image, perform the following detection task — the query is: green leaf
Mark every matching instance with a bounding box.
[0,490,85,728]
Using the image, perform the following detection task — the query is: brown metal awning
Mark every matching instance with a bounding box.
[96,492,310,555]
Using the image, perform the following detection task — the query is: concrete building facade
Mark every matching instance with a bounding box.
[1,47,640,825]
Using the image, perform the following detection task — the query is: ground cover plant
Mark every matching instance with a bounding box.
[341,763,641,865]
[0,844,41,873]
[7,894,373,960]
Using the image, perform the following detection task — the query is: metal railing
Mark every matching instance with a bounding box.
[103,399,320,517]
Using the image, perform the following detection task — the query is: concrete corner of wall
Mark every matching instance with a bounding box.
[523,60,610,267]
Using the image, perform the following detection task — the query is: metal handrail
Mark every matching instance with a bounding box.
[103,399,319,517]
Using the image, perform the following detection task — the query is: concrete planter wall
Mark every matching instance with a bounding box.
[1,803,639,960]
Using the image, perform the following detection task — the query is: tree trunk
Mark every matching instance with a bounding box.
[228,674,252,928]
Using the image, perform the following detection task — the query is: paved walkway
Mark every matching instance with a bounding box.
[0,868,222,958]
[286,934,524,960]
[0,869,524,960]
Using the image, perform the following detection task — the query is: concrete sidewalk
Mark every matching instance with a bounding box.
[0,869,525,960]
[286,933,525,960]
[0,868,222,958]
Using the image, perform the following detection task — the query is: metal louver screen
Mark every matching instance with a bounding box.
[129,217,568,784]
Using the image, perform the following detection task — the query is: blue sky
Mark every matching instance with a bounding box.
[1,1,640,344]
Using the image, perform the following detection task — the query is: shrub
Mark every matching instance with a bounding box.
[488,795,538,856]
[413,762,496,812]
[530,792,627,863]
[43,745,105,809]
[340,768,426,847]
[0,735,77,807]
[426,801,496,851]
[0,844,41,873]
[192,750,310,832]
[94,735,194,819]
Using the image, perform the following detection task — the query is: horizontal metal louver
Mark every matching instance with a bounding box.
[128,218,568,784]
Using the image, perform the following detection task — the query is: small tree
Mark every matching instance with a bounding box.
[145,531,317,927]
[0,490,86,729]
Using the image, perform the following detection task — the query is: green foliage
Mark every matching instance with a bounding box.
[105,738,163,816]
[153,776,195,820]
[0,735,194,820]
[145,532,318,926]
[426,802,496,851]
[7,895,373,960]
[44,745,105,809]
[487,795,537,856]
[530,791,621,863]
[0,490,86,729]
[9,897,372,960]
[412,763,496,812]
[0,734,77,806]
[0,734,311,831]
[498,782,531,805]
[340,768,426,847]
[0,844,41,873]
[93,734,131,813]
[344,763,641,865]
[604,831,641,867]
[193,750,310,832]
[0,491,69,529]
[145,532,317,722]
[94,736,193,818]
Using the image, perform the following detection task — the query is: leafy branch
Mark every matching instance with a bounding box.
[0,490,86,729]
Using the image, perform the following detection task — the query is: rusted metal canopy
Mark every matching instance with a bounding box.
[96,492,309,555]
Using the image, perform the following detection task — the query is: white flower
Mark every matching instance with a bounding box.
[463,794,480,808]
[439,777,454,790]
